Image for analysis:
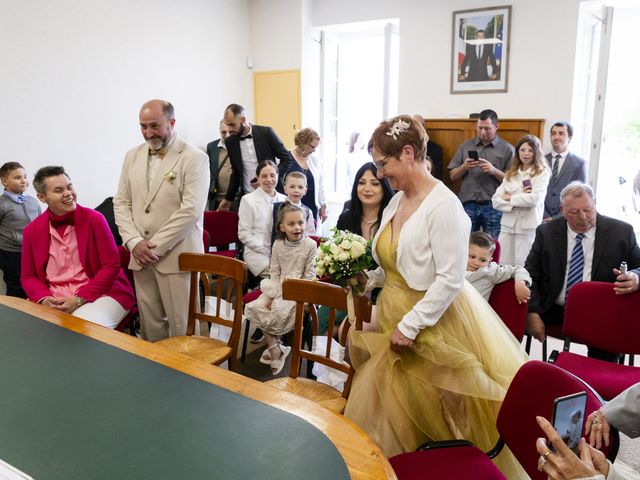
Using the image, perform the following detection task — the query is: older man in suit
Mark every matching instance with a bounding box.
[525,181,640,361]
[114,100,209,341]
[543,121,587,219]
[217,103,292,211]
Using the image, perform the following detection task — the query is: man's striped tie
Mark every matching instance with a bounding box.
[552,154,561,183]
[566,233,585,295]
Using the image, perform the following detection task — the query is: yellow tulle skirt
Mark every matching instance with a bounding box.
[344,227,529,479]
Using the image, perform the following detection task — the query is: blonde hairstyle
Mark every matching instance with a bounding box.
[276,201,306,240]
[505,135,546,181]
[284,170,307,186]
[294,128,320,148]
[367,114,429,162]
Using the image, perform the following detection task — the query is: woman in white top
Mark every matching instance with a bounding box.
[238,160,286,277]
[344,115,528,479]
[288,128,327,224]
[492,135,550,266]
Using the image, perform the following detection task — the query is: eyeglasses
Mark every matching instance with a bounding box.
[372,155,391,171]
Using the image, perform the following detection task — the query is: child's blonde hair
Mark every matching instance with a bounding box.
[284,171,307,186]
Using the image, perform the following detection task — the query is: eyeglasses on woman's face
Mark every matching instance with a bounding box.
[372,155,391,171]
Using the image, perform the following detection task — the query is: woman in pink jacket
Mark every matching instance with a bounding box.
[21,166,134,328]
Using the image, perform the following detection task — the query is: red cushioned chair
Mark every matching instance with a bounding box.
[549,281,640,400]
[491,238,501,263]
[203,210,239,258]
[488,279,527,342]
[115,246,139,336]
[389,360,619,480]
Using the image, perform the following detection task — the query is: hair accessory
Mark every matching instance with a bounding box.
[386,119,410,140]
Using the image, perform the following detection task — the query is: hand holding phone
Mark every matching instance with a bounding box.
[522,178,532,191]
[550,392,587,454]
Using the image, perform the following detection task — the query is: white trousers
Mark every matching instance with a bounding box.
[74,296,127,329]
[497,230,536,267]
[133,266,190,342]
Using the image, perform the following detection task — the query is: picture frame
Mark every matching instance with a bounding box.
[451,5,511,94]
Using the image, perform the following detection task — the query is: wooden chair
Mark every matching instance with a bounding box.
[156,253,247,371]
[265,278,371,414]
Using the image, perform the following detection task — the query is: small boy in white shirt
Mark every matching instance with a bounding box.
[271,171,316,242]
[466,232,531,304]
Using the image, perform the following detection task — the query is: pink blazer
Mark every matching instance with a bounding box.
[21,204,135,310]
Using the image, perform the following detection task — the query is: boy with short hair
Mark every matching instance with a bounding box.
[0,162,41,297]
[271,171,316,242]
[466,231,531,303]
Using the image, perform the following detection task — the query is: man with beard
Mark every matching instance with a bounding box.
[217,103,292,211]
[114,99,209,341]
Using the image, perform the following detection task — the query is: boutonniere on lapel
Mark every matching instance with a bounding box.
[164,170,177,184]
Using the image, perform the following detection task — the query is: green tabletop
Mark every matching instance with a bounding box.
[0,305,350,480]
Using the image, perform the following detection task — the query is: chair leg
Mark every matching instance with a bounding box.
[542,338,548,362]
[241,317,250,362]
[525,334,532,355]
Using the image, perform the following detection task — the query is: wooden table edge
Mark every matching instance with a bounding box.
[0,296,395,480]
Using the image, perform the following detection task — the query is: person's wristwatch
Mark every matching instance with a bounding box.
[74,296,87,308]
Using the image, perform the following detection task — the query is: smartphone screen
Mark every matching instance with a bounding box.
[551,392,587,454]
[522,178,532,189]
[468,150,479,161]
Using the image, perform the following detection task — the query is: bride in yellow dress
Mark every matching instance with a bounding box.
[344,115,529,479]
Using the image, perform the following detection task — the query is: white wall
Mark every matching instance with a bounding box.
[311,0,580,142]
[1,0,253,208]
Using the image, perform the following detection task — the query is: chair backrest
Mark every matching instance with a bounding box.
[564,281,640,354]
[203,211,239,247]
[488,279,527,341]
[282,278,372,398]
[179,253,247,351]
[308,235,322,247]
[492,238,501,263]
[497,360,619,479]
[202,229,211,253]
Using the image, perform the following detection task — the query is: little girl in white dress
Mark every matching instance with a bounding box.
[245,202,317,375]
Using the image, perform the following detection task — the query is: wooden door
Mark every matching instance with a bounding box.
[253,69,301,150]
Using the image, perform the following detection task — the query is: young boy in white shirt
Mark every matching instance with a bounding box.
[466,231,531,303]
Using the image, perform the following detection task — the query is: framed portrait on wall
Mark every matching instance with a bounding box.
[451,5,511,94]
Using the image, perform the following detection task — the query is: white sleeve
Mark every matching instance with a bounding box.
[238,196,263,252]
[492,180,513,212]
[510,169,551,208]
[398,201,468,339]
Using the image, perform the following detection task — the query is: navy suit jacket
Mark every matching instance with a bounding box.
[544,152,587,218]
[526,214,640,315]
[224,124,292,201]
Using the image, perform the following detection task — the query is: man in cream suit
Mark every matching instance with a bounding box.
[543,121,587,220]
[114,100,209,341]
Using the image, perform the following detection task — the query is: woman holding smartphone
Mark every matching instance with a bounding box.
[491,135,550,266]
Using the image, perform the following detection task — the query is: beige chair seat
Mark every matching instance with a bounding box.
[157,336,232,365]
[266,377,346,414]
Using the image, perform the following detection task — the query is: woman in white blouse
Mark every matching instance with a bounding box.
[344,115,528,479]
[492,135,550,266]
[238,160,286,277]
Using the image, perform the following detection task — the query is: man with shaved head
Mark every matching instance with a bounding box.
[114,99,209,341]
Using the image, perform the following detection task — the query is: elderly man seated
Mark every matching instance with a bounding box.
[21,166,134,328]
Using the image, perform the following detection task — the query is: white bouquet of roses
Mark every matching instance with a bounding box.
[315,228,373,294]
